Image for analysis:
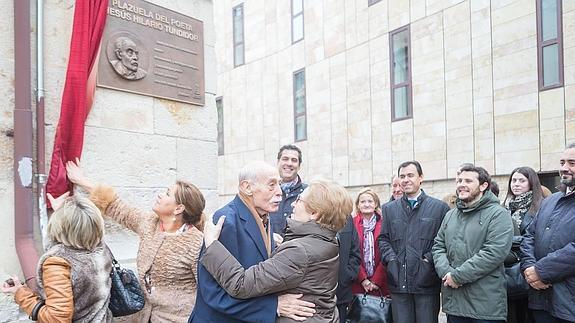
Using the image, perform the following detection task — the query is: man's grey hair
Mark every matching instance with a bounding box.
[567,142,575,149]
[115,36,135,51]
[238,161,277,184]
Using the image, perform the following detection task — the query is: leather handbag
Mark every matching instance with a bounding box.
[504,238,529,300]
[347,291,393,323]
[108,255,145,317]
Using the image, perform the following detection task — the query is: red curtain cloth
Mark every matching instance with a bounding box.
[46,0,108,200]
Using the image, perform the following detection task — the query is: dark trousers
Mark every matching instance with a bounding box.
[390,293,439,323]
[337,303,348,323]
[533,310,575,323]
[507,297,534,323]
[446,315,504,323]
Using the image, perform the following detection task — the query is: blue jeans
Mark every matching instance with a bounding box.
[532,310,575,323]
[446,315,504,323]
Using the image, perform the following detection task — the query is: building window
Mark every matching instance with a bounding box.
[537,0,563,91]
[389,26,412,121]
[368,0,382,6]
[233,4,245,67]
[216,97,224,156]
[291,0,304,43]
[293,69,307,142]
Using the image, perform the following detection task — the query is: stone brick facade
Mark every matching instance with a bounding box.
[215,0,573,202]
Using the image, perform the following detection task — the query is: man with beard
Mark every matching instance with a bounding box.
[269,144,308,237]
[378,161,450,323]
[190,161,315,323]
[520,144,575,323]
[432,165,514,323]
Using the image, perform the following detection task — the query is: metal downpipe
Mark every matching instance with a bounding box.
[36,0,48,249]
[14,0,39,291]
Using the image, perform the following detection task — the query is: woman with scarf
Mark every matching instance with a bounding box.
[351,188,390,297]
[503,166,544,323]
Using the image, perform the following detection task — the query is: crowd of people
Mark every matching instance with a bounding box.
[2,143,575,323]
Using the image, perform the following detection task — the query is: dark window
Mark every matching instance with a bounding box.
[291,0,304,43]
[293,69,307,142]
[233,4,245,67]
[389,26,412,121]
[538,172,560,194]
[368,0,382,5]
[537,0,563,90]
[216,97,224,156]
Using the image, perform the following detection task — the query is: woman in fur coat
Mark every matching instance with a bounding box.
[2,193,113,322]
[66,159,205,323]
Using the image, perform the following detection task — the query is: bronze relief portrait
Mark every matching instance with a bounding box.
[107,32,148,80]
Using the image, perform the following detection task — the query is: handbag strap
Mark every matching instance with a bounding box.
[103,243,121,271]
[29,299,45,321]
[360,289,391,307]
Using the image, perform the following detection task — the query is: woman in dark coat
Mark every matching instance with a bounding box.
[336,217,361,322]
[503,166,544,323]
[201,180,354,322]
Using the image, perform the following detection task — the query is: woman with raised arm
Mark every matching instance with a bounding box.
[2,193,113,322]
[66,159,204,323]
[201,180,353,322]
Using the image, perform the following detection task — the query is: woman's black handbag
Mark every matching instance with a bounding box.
[347,291,392,323]
[108,256,145,317]
[504,238,530,300]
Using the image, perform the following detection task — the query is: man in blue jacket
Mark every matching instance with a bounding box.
[189,161,315,323]
[521,143,575,323]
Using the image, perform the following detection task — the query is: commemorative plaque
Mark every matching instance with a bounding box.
[97,0,204,106]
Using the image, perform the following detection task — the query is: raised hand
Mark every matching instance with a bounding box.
[66,158,94,192]
[47,191,70,211]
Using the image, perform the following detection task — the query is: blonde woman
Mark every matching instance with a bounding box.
[201,180,353,322]
[66,159,204,322]
[2,193,113,322]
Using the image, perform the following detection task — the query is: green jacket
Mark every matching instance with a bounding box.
[432,190,513,320]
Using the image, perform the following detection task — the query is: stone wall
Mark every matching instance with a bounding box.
[215,0,574,198]
[0,0,216,321]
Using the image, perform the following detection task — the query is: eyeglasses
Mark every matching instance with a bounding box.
[295,195,306,204]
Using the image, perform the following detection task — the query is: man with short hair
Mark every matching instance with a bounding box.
[389,175,404,202]
[433,165,514,323]
[190,161,315,323]
[378,161,450,323]
[520,144,575,323]
[269,144,308,236]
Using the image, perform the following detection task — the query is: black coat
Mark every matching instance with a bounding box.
[336,216,361,305]
[520,191,575,322]
[378,191,449,294]
[269,176,307,236]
